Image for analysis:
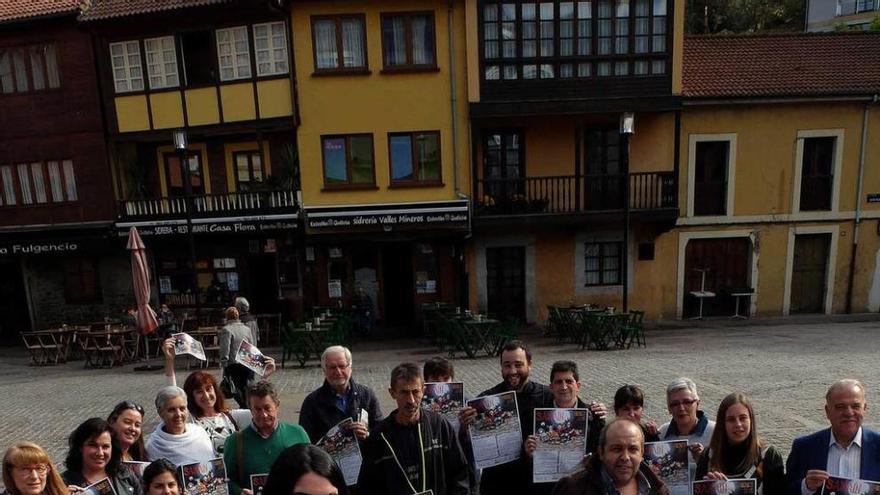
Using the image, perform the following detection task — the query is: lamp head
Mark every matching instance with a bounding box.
[173,129,188,151]
[619,112,635,135]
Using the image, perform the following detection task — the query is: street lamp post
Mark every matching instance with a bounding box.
[173,129,201,319]
[619,113,635,313]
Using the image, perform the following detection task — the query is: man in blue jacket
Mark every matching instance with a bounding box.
[786,379,880,495]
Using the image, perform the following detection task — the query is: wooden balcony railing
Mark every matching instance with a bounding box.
[474,171,676,216]
[118,189,298,221]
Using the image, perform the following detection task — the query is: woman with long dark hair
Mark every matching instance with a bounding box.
[2,442,70,495]
[62,418,142,495]
[107,401,147,462]
[263,445,349,495]
[695,392,785,495]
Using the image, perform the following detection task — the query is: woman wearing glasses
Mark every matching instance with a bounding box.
[658,377,716,482]
[2,442,70,495]
[107,401,147,462]
[263,445,349,495]
[62,418,143,495]
[695,393,785,495]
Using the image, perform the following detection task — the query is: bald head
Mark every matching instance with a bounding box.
[599,418,645,450]
[826,379,865,403]
[599,419,645,487]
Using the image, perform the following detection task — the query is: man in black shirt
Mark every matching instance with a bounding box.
[358,362,470,495]
[459,340,553,495]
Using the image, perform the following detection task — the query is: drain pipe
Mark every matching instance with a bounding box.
[448,0,462,198]
[845,94,877,313]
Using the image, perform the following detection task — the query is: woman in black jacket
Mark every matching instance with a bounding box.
[62,418,142,495]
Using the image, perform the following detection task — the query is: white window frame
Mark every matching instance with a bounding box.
[16,164,32,205]
[109,40,144,93]
[30,162,47,203]
[253,21,289,76]
[575,230,634,296]
[47,160,64,202]
[144,36,179,90]
[216,26,252,81]
[791,129,844,216]
[686,133,737,218]
[782,225,839,316]
[0,166,14,205]
[62,159,77,201]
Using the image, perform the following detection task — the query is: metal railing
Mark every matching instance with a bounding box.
[474,171,676,216]
[119,189,298,220]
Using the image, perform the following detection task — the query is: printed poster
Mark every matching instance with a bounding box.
[822,476,880,495]
[317,418,362,486]
[467,391,522,470]
[179,458,228,495]
[643,440,690,495]
[172,332,206,361]
[422,382,465,433]
[234,340,269,376]
[82,478,116,495]
[693,479,757,495]
[249,474,268,495]
[532,408,588,484]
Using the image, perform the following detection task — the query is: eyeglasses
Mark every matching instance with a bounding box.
[668,399,697,408]
[16,465,48,476]
[112,400,145,416]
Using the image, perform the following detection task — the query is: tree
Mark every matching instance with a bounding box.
[871,15,880,32]
[685,0,805,34]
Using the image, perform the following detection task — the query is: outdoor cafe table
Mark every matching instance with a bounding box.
[284,326,330,368]
[31,327,79,364]
[81,329,133,368]
[455,317,502,358]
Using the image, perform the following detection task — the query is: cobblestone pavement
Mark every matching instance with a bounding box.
[1,320,879,464]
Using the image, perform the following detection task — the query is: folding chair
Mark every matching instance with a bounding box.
[21,333,47,366]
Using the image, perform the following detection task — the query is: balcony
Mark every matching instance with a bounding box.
[474,171,676,218]
[837,0,878,16]
[118,189,299,223]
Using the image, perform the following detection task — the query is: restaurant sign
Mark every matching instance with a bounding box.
[0,241,80,256]
[116,215,298,237]
[305,200,469,233]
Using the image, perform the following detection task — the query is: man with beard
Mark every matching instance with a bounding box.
[459,340,553,495]
[299,345,383,443]
[551,419,671,495]
[358,362,470,495]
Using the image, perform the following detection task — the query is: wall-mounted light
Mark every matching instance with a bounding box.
[173,129,188,151]
[619,112,635,135]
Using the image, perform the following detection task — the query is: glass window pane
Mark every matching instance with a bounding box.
[47,161,63,201]
[349,136,374,184]
[341,18,366,68]
[411,15,435,65]
[416,133,441,181]
[383,16,408,66]
[30,163,47,203]
[484,4,498,21]
[323,138,348,183]
[29,47,46,91]
[13,49,28,92]
[44,45,60,88]
[17,164,33,204]
[503,65,517,79]
[1,166,16,205]
[236,154,251,182]
[390,135,414,181]
[653,0,666,15]
[578,1,592,18]
[314,20,338,69]
[0,52,13,93]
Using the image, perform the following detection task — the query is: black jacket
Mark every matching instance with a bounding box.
[477,380,554,495]
[551,454,671,495]
[62,466,143,495]
[695,444,785,495]
[358,409,470,495]
[299,378,383,443]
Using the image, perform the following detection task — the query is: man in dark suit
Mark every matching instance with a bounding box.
[786,379,880,495]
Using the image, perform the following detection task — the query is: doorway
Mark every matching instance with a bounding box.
[683,238,751,317]
[0,259,30,345]
[381,243,414,328]
[247,254,278,313]
[790,233,831,313]
[486,246,526,321]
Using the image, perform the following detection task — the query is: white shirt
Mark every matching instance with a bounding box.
[800,428,862,495]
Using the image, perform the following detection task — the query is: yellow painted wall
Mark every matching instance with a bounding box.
[220,83,257,122]
[155,143,212,197]
[149,92,185,129]
[630,112,675,173]
[115,95,150,132]
[223,141,273,192]
[257,79,293,119]
[671,0,684,95]
[292,0,470,207]
[185,88,221,126]
[465,0,479,103]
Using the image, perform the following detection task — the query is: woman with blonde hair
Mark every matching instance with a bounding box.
[695,392,785,495]
[3,442,70,495]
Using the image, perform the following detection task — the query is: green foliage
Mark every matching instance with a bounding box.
[685,0,805,34]
[870,15,880,32]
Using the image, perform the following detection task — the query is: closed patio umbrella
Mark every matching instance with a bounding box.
[127,226,160,371]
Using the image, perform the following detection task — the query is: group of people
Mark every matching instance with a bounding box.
[2,337,875,495]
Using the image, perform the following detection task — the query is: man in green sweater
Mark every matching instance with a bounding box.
[223,380,310,495]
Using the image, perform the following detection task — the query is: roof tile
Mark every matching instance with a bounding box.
[79,0,230,22]
[0,0,80,23]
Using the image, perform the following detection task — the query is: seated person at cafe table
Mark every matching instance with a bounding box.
[298,345,383,443]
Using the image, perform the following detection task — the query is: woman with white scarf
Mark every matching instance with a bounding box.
[144,386,213,465]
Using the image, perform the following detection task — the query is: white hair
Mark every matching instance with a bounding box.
[666,377,699,401]
[155,386,186,413]
[321,345,352,370]
[826,378,866,402]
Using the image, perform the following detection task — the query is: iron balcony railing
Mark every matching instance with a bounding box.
[118,189,299,221]
[474,171,676,216]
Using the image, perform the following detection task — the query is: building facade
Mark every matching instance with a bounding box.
[807,0,878,32]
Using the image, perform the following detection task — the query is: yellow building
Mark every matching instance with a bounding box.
[291,0,472,328]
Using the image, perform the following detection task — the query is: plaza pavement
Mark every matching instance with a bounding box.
[1,319,879,464]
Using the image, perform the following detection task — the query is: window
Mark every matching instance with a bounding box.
[389,131,441,184]
[0,160,76,207]
[216,27,252,81]
[693,141,730,216]
[144,36,179,89]
[584,241,622,285]
[253,22,289,76]
[64,258,101,304]
[181,30,214,86]
[0,44,60,94]
[321,134,375,187]
[312,16,366,72]
[109,41,144,93]
[164,153,204,196]
[381,12,437,70]
[234,150,264,189]
[799,136,836,211]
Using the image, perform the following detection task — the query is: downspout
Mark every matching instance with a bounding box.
[845,95,877,313]
[448,0,462,199]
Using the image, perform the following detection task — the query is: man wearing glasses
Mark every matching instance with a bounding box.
[657,377,715,483]
[299,345,383,443]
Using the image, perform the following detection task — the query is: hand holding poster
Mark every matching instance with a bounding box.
[82,478,117,495]
[466,391,522,470]
[234,340,269,376]
[643,440,690,495]
[821,476,880,495]
[693,479,757,495]
[421,382,465,433]
[171,333,206,361]
[249,474,268,495]
[532,408,588,484]
[179,458,228,495]
[317,418,362,486]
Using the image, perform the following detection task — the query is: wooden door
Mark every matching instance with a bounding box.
[683,238,750,317]
[486,246,526,321]
[790,234,831,314]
